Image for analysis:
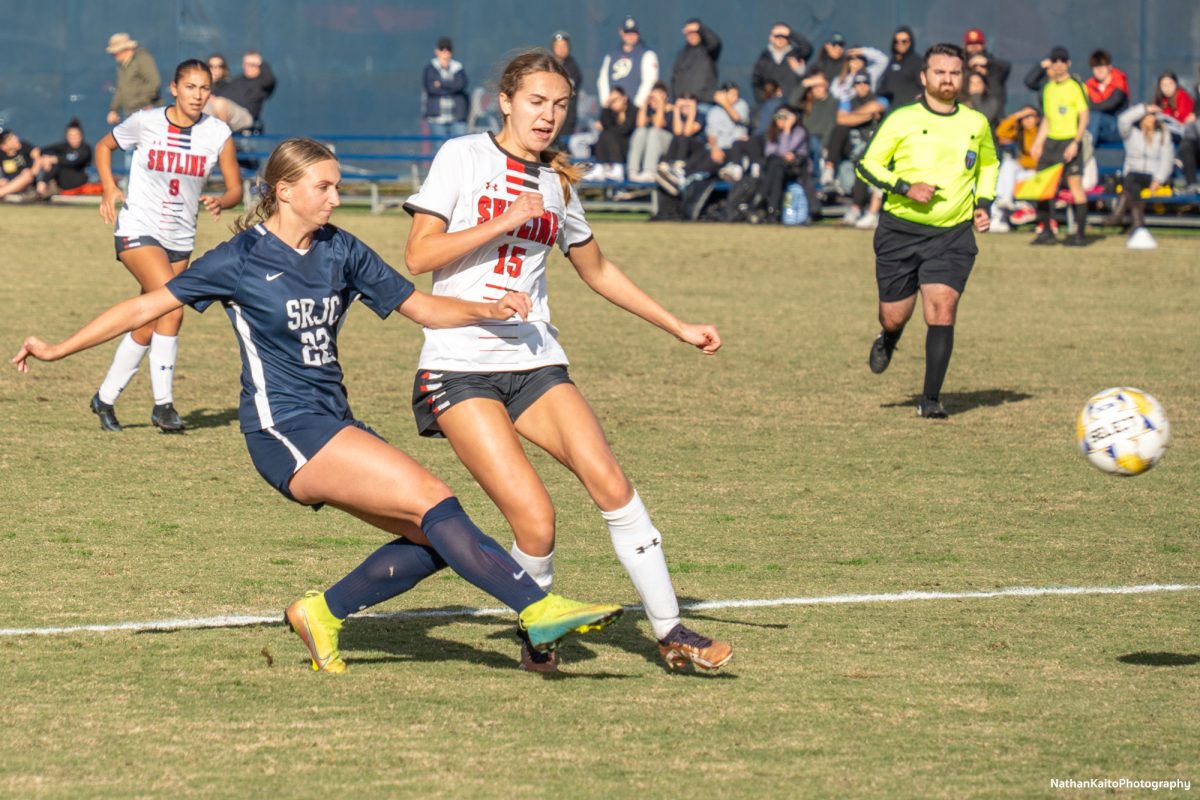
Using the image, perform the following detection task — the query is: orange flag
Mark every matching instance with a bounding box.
[1015,163,1065,201]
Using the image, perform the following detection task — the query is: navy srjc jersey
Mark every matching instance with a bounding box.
[166,224,414,432]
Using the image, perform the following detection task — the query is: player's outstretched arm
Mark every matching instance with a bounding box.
[566,239,721,355]
[406,192,544,275]
[396,290,532,329]
[12,287,183,373]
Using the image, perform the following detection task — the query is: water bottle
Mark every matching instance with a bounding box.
[781,182,807,226]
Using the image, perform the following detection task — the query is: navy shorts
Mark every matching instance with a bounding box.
[114,234,192,264]
[244,413,384,508]
[411,365,574,438]
[874,216,978,303]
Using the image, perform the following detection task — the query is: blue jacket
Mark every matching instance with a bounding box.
[422,58,468,122]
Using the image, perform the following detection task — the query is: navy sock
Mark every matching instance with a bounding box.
[923,324,954,401]
[324,539,448,620]
[421,497,545,612]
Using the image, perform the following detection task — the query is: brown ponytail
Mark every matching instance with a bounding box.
[234,137,337,232]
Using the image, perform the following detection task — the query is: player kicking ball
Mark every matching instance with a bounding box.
[856,43,998,419]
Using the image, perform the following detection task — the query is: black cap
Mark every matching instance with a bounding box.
[551,30,569,42]
[852,71,872,86]
[719,79,739,91]
[436,36,453,51]
[828,32,846,45]
[621,15,638,33]
[1048,45,1070,62]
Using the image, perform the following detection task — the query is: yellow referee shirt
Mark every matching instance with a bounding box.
[1041,78,1089,140]
[857,99,999,228]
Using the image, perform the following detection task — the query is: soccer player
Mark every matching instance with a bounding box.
[395,50,732,673]
[92,59,242,433]
[12,138,623,674]
[856,43,998,419]
[1030,47,1090,247]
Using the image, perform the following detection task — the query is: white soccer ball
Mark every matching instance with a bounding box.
[1076,387,1170,476]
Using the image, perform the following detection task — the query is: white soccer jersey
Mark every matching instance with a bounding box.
[403,133,593,371]
[113,107,232,252]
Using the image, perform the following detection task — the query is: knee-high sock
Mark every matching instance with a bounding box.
[1036,200,1051,225]
[421,497,545,612]
[601,491,680,640]
[324,538,448,619]
[509,543,554,591]
[1074,202,1088,236]
[148,333,178,405]
[97,333,149,405]
[923,324,955,401]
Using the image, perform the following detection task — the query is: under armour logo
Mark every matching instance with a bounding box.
[485,181,499,192]
[159,365,173,371]
[635,538,661,554]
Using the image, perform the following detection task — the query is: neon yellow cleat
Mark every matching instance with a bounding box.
[284,591,346,674]
[518,593,623,652]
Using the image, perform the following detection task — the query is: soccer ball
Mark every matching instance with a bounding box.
[1076,387,1170,476]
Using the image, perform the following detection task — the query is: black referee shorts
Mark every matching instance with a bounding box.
[1036,137,1083,177]
[874,216,978,303]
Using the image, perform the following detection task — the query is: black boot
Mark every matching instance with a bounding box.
[1102,191,1129,228]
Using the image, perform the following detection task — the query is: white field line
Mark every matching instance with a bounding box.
[3,583,1198,638]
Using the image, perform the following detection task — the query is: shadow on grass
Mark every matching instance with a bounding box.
[1117,651,1200,667]
[880,389,1033,415]
[182,406,240,430]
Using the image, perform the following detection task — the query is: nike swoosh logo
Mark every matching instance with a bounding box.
[512,569,527,581]
[265,272,285,281]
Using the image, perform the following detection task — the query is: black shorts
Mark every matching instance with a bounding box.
[411,365,573,438]
[114,235,191,264]
[874,215,978,303]
[244,413,384,508]
[1036,137,1083,177]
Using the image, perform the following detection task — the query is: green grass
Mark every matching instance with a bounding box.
[0,206,1197,798]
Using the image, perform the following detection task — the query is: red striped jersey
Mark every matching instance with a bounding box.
[403,133,592,371]
[112,107,231,251]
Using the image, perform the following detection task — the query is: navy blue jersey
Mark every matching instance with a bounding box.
[166,224,414,432]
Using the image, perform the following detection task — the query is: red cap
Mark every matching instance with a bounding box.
[964,28,986,46]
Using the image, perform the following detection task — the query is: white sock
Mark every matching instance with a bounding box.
[509,543,554,591]
[97,333,149,405]
[148,333,178,405]
[601,490,680,639]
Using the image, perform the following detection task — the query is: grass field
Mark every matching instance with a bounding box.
[1,205,1197,798]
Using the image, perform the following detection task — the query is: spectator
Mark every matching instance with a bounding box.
[751,22,812,103]
[965,72,1001,128]
[217,50,277,129]
[627,82,673,182]
[751,80,785,135]
[1153,71,1197,191]
[812,32,847,83]
[828,71,889,222]
[877,26,922,107]
[798,73,838,179]
[831,46,887,103]
[1084,50,1129,146]
[587,87,636,181]
[0,130,40,201]
[991,105,1042,230]
[34,119,92,197]
[759,105,813,220]
[963,28,1010,114]
[671,18,722,104]
[655,93,705,194]
[550,31,583,148]
[598,16,659,111]
[105,32,161,125]
[422,37,469,139]
[1115,103,1176,249]
[656,82,750,194]
[205,54,254,132]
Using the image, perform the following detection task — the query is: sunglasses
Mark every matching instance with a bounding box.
[771,33,789,40]
[894,37,911,44]
[1051,57,1068,64]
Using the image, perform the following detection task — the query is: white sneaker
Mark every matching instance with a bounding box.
[854,210,879,229]
[583,164,607,182]
[606,163,625,182]
[717,163,743,182]
[841,206,862,225]
[989,218,1011,233]
[1126,227,1158,250]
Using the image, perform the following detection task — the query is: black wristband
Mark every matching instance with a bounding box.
[894,178,911,196]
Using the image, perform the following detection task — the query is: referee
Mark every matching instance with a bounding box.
[856,43,998,419]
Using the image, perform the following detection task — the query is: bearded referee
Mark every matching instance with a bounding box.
[856,43,998,419]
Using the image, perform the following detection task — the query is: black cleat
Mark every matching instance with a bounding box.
[90,393,122,432]
[517,629,559,674]
[1063,232,1088,247]
[916,396,948,419]
[868,332,898,374]
[1030,229,1058,246]
[151,402,186,433]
